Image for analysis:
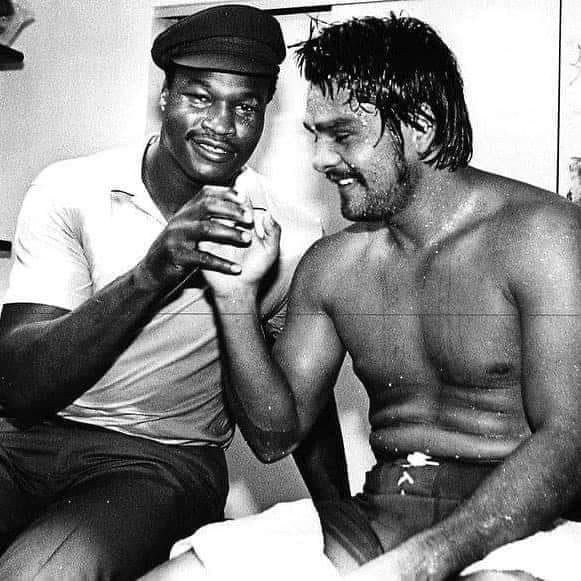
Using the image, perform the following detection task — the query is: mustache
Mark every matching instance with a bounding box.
[325,164,367,187]
[185,128,234,145]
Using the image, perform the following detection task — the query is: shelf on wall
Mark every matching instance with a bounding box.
[0,240,12,255]
[152,0,394,17]
[0,43,23,65]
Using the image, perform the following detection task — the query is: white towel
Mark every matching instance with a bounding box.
[170,499,340,581]
[171,499,581,581]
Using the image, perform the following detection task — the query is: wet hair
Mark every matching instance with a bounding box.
[295,14,473,171]
[164,66,278,103]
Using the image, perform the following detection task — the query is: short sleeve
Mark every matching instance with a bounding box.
[4,173,93,311]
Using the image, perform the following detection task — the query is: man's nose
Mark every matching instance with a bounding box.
[312,141,342,174]
[202,103,235,136]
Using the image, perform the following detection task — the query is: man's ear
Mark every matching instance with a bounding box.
[159,85,169,112]
[411,104,436,156]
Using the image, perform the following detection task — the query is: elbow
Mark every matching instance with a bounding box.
[255,444,297,464]
[246,429,300,464]
[0,371,53,422]
[0,350,32,419]
[0,384,42,422]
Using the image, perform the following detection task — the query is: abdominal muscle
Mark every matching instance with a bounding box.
[365,381,532,463]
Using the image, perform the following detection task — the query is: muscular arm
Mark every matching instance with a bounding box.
[292,394,351,500]
[208,232,346,464]
[349,207,581,580]
[0,281,161,421]
[0,187,253,421]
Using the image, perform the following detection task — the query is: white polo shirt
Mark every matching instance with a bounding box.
[4,139,322,447]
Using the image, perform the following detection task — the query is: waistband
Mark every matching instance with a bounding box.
[364,452,499,500]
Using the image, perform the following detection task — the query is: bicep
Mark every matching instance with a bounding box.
[273,270,345,434]
[511,216,581,429]
[0,303,69,339]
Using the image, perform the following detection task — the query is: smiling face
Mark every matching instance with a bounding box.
[304,84,411,222]
[159,67,271,186]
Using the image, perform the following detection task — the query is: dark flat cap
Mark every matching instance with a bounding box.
[151,4,285,76]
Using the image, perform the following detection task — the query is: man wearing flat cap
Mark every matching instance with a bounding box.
[0,5,330,579]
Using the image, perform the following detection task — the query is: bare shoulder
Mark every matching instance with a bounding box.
[478,170,581,283]
[290,223,378,300]
[501,181,579,248]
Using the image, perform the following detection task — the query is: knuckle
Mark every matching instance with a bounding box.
[199,221,213,237]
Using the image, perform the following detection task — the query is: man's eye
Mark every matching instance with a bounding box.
[335,133,351,144]
[186,94,210,107]
[237,103,259,115]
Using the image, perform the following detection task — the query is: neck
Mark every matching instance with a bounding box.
[387,165,483,249]
[142,137,205,220]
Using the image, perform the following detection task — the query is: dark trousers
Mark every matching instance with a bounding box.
[0,416,228,580]
[316,457,497,565]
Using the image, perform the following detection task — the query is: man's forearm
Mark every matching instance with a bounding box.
[213,292,300,463]
[0,265,168,419]
[388,425,581,579]
[293,394,351,501]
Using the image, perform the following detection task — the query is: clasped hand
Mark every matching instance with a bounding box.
[137,185,278,291]
[136,183,279,295]
[199,205,281,297]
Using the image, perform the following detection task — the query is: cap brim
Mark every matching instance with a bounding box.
[172,52,277,76]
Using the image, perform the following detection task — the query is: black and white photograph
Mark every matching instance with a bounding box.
[0,0,580,579]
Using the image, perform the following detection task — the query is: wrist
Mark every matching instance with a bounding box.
[212,289,259,314]
[132,261,176,294]
[407,529,458,580]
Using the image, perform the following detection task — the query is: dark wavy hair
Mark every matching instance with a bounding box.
[295,14,473,171]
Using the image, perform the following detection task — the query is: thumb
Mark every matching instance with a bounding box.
[262,212,281,247]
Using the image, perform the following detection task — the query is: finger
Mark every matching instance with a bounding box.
[262,212,281,243]
[195,249,242,274]
[185,186,251,214]
[203,186,252,217]
[196,220,252,245]
[173,240,243,274]
[205,198,254,226]
[232,186,250,205]
[253,209,266,239]
[180,198,253,227]
[199,185,240,200]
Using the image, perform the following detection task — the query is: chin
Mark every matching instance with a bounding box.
[185,164,240,187]
[341,202,385,222]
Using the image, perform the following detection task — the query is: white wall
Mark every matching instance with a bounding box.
[559,0,581,196]
[0,0,153,297]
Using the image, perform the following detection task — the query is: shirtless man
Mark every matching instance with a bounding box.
[144,14,581,581]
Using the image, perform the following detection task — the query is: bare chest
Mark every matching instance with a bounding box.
[331,247,520,389]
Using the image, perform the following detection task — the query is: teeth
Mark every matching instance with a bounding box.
[200,143,227,154]
[338,178,355,186]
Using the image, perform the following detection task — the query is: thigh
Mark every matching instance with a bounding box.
[0,462,43,555]
[0,420,50,554]
[0,459,226,580]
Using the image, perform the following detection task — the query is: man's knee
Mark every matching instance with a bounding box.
[0,529,121,580]
[0,510,159,580]
[461,571,542,581]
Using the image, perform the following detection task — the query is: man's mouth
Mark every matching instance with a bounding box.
[190,137,236,162]
[336,177,357,187]
[327,171,362,190]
